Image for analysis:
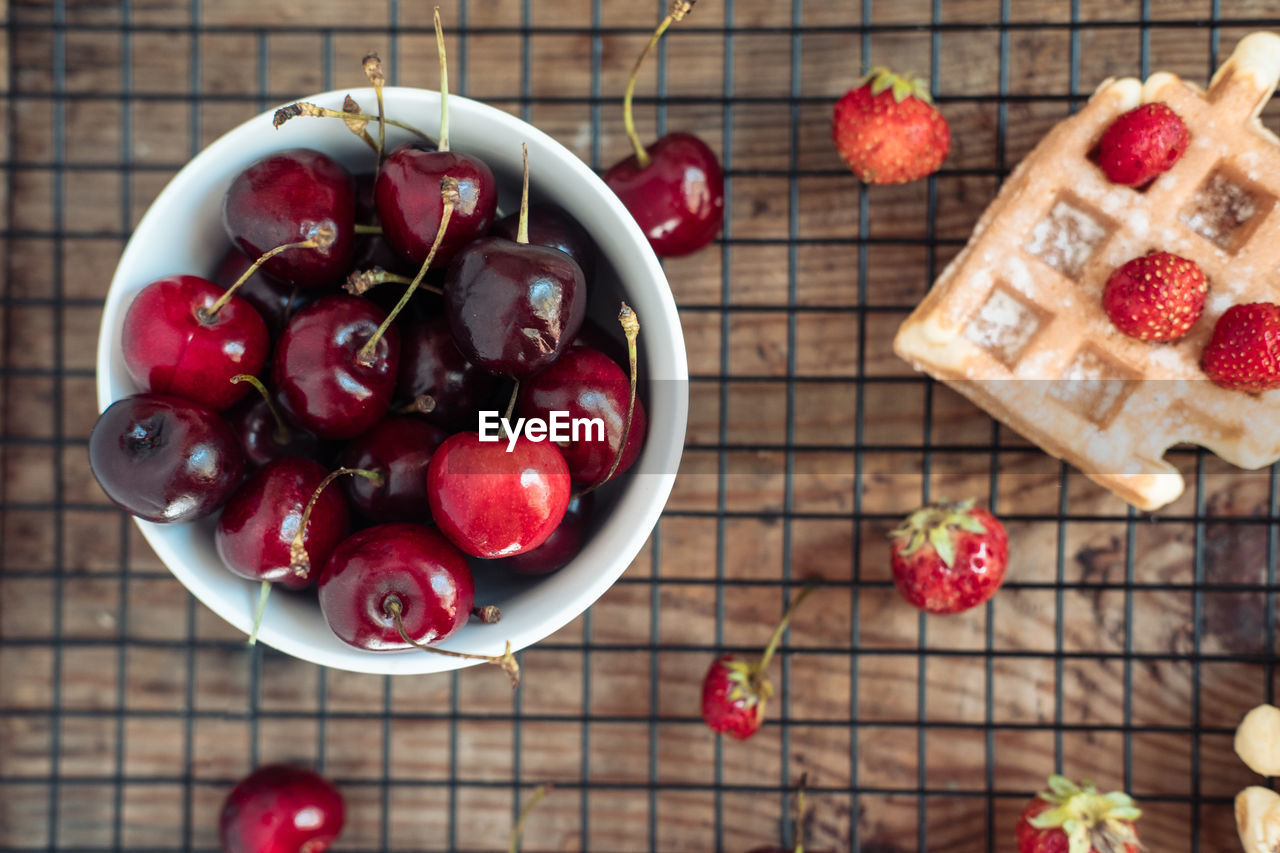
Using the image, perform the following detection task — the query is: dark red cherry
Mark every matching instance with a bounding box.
[443,236,586,378]
[213,248,319,339]
[121,275,269,411]
[499,492,593,576]
[271,294,399,440]
[492,203,596,281]
[223,149,357,288]
[221,391,326,469]
[218,764,344,853]
[374,144,497,269]
[215,457,350,590]
[89,393,246,523]
[518,346,646,487]
[426,432,571,558]
[603,131,724,257]
[397,310,502,430]
[337,416,448,523]
[318,522,474,650]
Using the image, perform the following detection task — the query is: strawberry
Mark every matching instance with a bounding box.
[1102,251,1207,341]
[700,587,814,740]
[1096,101,1188,187]
[831,67,950,185]
[888,499,1008,614]
[1015,775,1141,853]
[1202,302,1280,393]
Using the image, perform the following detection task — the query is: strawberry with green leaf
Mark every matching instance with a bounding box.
[831,67,950,184]
[1015,775,1142,853]
[888,499,1008,614]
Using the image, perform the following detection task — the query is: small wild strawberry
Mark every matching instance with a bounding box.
[1102,251,1207,341]
[1202,301,1280,393]
[1015,775,1141,853]
[888,499,1008,614]
[700,586,815,740]
[831,67,950,185]
[1095,101,1189,187]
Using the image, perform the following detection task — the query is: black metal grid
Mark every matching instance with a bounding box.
[3,0,1280,850]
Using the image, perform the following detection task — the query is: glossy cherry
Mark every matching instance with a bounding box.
[89,392,246,523]
[373,11,496,269]
[120,274,269,411]
[604,131,724,257]
[318,522,474,650]
[397,309,503,430]
[338,416,448,523]
[214,247,318,339]
[499,492,594,576]
[218,764,345,853]
[271,294,400,440]
[602,3,723,257]
[444,235,586,378]
[223,149,356,288]
[518,346,646,487]
[492,203,596,281]
[216,457,350,590]
[426,432,571,558]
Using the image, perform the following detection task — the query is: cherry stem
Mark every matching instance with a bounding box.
[384,595,521,687]
[757,585,815,673]
[357,180,457,366]
[247,579,271,647]
[516,143,530,245]
[473,605,502,624]
[578,302,640,498]
[273,102,435,145]
[622,1,695,168]
[497,380,520,443]
[434,6,450,152]
[508,785,551,853]
[230,374,291,445]
[363,52,387,173]
[344,266,443,297]
[397,394,437,415]
[341,94,379,154]
[353,223,383,235]
[288,467,384,579]
[792,773,808,853]
[202,226,335,321]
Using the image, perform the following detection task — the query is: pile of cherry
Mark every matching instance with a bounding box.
[88,15,655,685]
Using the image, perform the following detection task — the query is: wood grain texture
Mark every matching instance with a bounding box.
[3,1,1279,850]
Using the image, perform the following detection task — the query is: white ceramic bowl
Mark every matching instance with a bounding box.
[96,87,688,675]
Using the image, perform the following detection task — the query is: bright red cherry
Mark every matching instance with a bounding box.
[499,492,594,576]
[89,393,246,523]
[222,148,356,288]
[215,457,350,590]
[271,294,400,440]
[426,432,571,558]
[604,131,724,258]
[318,522,474,651]
[397,309,503,431]
[120,275,269,411]
[373,12,496,270]
[602,3,723,257]
[338,416,447,523]
[518,346,645,487]
[218,764,344,853]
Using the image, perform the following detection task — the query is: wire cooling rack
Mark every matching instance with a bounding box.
[3,0,1280,850]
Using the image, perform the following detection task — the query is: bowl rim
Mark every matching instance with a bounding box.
[95,85,689,675]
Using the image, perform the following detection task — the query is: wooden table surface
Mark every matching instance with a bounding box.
[2,1,1279,850]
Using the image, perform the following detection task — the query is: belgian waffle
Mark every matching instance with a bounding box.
[893,32,1280,511]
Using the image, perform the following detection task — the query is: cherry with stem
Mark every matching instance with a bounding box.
[575,301,640,497]
[383,596,520,687]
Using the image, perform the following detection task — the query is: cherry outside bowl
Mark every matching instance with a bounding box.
[96,87,688,675]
